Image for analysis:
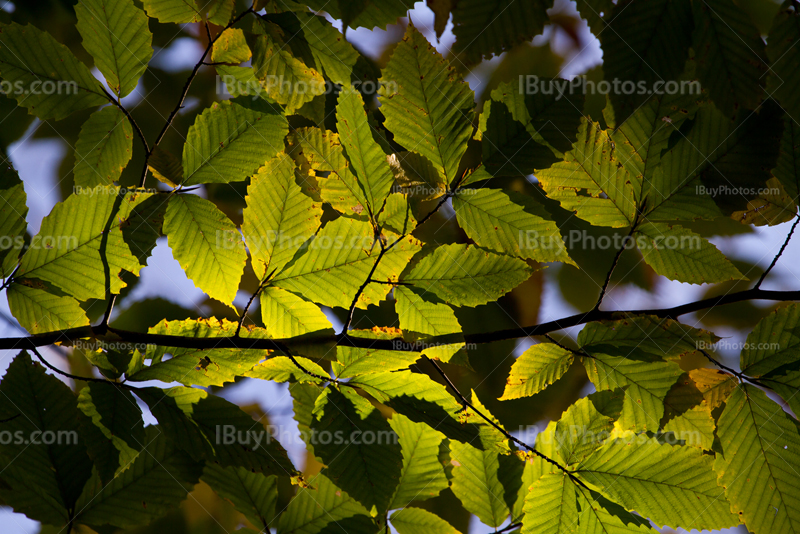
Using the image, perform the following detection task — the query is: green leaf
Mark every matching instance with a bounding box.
[141,0,201,23]
[520,473,578,534]
[204,0,233,25]
[243,152,322,280]
[489,79,584,157]
[762,369,800,419]
[146,146,183,187]
[77,383,145,484]
[582,352,683,432]
[336,87,394,216]
[380,192,418,235]
[379,24,474,185]
[0,164,27,276]
[601,0,693,123]
[289,382,324,456]
[774,115,800,211]
[311,387,402,512]
[480,99,560,175]
[507,452,548,522]
[661,404,715,450]
[164,194,246,306]
[290,127,370,216]
[715,385,800,534]
[7,283,90,334]
[18,188,150,300]
[75,0,153,97]
[648,103,783,220]
[464,389,513,452]
[394,285,464,363]
[128,319,265,386]
[522,473,655,534]
[401,243,533,307]
[578,437,737,530]
[301,0,413,30]
[732,176,797,226]
[740,302,800,377]
[391,507,461,534]
[211,28,251,64]
[536,119,638,228]
[768,1,800,127]
[450,0,552,64]
[246,356,328,384]
[252,32,325,112]
[388,413,448,509]
[693,0,767,116]
[134,386,209,459]
[0,352,93,526]
[449,441,514,527]
[635,222,744,284]
[260,286,333,339]
[605,72,701,178]
[75,426,203,528]
[202,463,277,531]
[296,12,360,86]
[0,22,107,120]
[138,386,296,476]
[182,100,287,185]
[552,391,623,465]
[74,106,133,188]
[119,194,168,269]
[277,474,376,534]
[499,343,573,400]
[387,151,446,201]
[689,367,738,410]
[192,393,296,476]
[454,188,572,264]
[578,315,719,361]
[428,0,454,38]
[216,65,273,103]
[272,217,420,309]
[352,370,490,447]
[333,329,421,378]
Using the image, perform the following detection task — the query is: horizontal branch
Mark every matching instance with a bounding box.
[0,288,796,353]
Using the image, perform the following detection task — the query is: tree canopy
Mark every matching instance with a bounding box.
[1,0,800,533]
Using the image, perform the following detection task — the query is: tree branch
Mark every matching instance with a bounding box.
[1,288,798,352]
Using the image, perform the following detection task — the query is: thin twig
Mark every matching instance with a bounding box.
[98,295,116,334]
[141,7,255,187]
[424,355,588,487]
[237,272,274,337]
[341,244,388,334]
[30,347,131,387]
[0,264,20,291]
[340,192,452,334]
[594,225,637,311]
[101,87,150,155]
[493,522,523,534]
[755,214,800,289]
[696,349,766,387]
[279,346,356,388]
[543,333,591,359]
